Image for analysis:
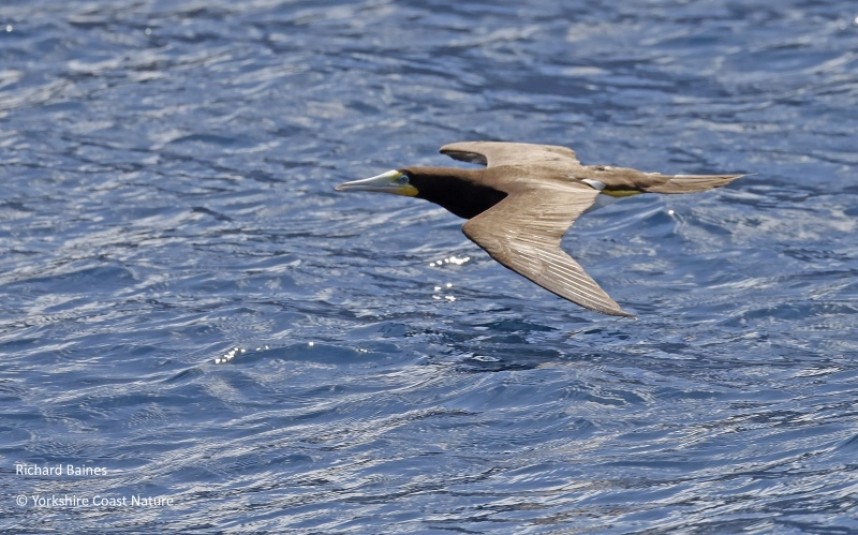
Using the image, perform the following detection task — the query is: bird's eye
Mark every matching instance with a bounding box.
[396,174,410,185]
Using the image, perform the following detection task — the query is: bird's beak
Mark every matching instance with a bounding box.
[335,170,418,197]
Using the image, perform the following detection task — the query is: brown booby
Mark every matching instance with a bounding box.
[336,141,742,317]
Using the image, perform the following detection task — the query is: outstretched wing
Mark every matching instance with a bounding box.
[440,141,579,168]
[462,183,633,317]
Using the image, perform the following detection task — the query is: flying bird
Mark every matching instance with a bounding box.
[336,141,742,317]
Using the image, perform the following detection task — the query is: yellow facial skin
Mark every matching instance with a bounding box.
[335,170,418,197]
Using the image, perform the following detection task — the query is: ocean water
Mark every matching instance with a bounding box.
[2,0,857,533]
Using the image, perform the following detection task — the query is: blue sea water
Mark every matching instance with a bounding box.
[2,0,858,533]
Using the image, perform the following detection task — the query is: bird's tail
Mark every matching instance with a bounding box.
[644,174,744,194]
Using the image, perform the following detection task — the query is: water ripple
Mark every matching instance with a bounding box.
[2,0,858,533]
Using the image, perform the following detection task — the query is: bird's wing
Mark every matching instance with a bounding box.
[440,141,579,168]
[462,183,633,317]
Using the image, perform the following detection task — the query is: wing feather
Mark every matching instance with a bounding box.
[462,184,633,317]
[440,141,579,168]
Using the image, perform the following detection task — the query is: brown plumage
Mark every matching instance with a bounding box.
[336,141,743,317]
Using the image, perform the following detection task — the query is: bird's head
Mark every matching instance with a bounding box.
[335,166,504,219]
[335,169,419,197]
